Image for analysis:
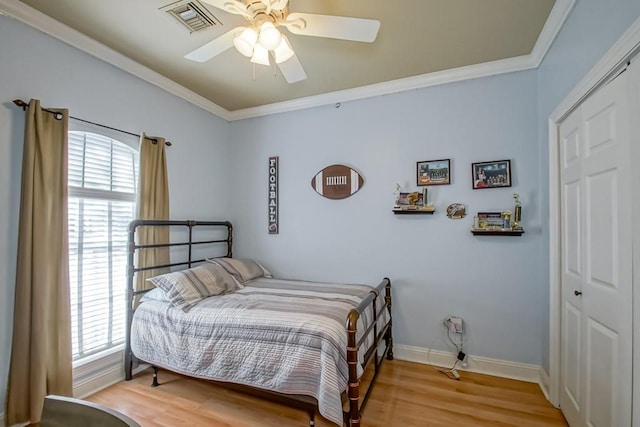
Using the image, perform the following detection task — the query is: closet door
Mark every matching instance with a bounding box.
[559,105,583,427]
[559,68,633,427]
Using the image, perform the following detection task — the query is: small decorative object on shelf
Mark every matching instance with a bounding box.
[512,193,523,230]
[446,203,466,219]
[396,191,423,209]
[474,212,503,228]
[502,210,512,228]
[393,183,402,208]
[407,191,420,206]
[393,187,435,214]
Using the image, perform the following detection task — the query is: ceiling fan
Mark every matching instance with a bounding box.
[185,0,381,83]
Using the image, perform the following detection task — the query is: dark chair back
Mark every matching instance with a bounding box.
[40,395,141,427]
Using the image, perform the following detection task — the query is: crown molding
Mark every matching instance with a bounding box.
[0,0,574,122]
[530,0,576,67]
[228,55,537,120]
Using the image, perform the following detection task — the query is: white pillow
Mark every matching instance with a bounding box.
[146,262,239,311]
[207,258,272,284]
[140,287,169,303]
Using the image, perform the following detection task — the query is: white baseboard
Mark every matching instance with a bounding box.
[73,362,151,399]
[73,349,125,399]
[73,365,124,399]
[538,368,555,405]
[394,344,542,384]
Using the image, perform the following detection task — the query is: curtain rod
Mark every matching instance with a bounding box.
[12,99,172,147]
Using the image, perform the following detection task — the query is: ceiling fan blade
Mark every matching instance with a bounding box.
[200,0,250,17]
[184,29,237,62]
[276,54,307,83]
[283,13,380,43]
[262,0,288,10]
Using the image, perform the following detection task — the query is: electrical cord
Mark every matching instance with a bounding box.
[439,316,467,380]
[438,358,461,380]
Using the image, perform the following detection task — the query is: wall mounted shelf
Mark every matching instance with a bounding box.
[470,228,524,236]
[392,208,435,215]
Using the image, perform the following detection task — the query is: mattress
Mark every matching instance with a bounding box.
[130,277,389,425]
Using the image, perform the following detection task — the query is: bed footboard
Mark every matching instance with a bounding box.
[346,278,392,426]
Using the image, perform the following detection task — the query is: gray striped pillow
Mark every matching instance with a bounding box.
[147,263,239,311]
[207,258,272,284]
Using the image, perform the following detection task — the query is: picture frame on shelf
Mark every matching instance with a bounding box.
[475,212,504,229]
[397,191,423,208]
[393,189,435,214]
[417,159,450,186]
[471,159,511,189]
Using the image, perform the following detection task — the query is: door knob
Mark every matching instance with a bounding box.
[574,290,582,296]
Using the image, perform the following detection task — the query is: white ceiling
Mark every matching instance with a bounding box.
[2,0,571,120]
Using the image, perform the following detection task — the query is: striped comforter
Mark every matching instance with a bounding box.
[130,277,389,425]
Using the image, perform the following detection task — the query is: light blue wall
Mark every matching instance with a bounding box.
[0,16,231,411]
[229,70,546,364]
[537,0,640,371]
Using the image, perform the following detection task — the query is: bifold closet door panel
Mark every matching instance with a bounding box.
[558,67,633,427]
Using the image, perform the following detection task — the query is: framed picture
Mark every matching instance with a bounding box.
[476,212,504,229]
[397,191,423,207]
[417,159,451,186]
[471,159,511,189]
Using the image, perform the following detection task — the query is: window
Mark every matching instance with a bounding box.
[68,131,138,362]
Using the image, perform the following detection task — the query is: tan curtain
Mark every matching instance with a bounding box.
[6,100,72,425]
[135,133,170,298]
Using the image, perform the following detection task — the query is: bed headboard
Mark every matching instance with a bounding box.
[126,219,232,283]
[125,219,232,379]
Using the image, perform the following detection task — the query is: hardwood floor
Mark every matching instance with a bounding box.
[87,360,567,427]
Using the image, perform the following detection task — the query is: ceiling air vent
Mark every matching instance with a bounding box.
[161,1,222,33]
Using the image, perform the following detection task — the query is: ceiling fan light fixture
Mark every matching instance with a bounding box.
[273,35,294,64]
[258,21,282,50]
[250,43,270,66]
[233,27,258,57]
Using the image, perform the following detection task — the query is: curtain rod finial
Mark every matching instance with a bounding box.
[12,99,28,111]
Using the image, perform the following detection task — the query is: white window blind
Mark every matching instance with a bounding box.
[68,131,138,361]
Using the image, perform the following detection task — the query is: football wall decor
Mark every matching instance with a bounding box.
[268,156,278,234]
[311,164,364,200]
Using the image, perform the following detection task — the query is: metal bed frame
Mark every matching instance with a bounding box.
[124,219,393,426]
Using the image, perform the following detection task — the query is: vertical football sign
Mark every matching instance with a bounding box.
[268,156,278,234]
